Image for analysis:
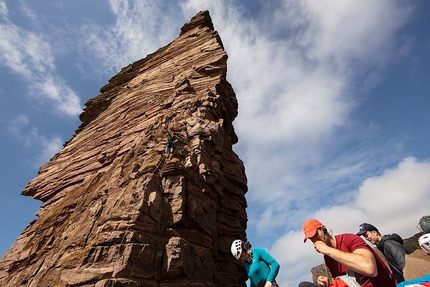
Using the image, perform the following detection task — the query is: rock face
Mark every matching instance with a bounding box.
[0,11,248,287]
[403,248,430,280]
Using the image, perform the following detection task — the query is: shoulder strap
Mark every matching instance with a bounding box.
[347,269,362,285]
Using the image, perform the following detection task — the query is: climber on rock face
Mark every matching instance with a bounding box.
[165,132,178,153]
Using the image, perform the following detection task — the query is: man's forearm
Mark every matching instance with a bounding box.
[325,247,377,276]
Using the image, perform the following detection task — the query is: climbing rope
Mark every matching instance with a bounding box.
[153,150,172,286]
[111,146,172,287]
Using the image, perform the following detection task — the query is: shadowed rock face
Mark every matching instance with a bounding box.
[0,11,248,287]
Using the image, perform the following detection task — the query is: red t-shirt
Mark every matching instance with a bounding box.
[324,233,397,287]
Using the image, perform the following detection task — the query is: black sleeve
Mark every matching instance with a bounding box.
[384,240,407,269]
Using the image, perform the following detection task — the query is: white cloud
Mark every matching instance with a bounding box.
[272,230,322,285]
[7,115,64,167]
[354,157,430,234]
[75,0,185,77]
[275,1,413,70]
[31,75,82,116]
[19,1,38,24]
[0,2,81,117]
[0,0,7,18]
[37,135,63,166]
[7,114,30,139]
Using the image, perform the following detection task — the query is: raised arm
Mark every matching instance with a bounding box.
[260,249,280,283]
[314,239,377,277]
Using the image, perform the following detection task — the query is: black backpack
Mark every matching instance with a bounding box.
[418,215,430,233]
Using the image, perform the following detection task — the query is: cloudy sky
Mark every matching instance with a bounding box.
[1,0,429,285]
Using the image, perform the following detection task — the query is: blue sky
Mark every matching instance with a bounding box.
[1,0,429,286]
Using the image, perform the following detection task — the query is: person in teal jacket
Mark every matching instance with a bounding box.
[231,239,280,287]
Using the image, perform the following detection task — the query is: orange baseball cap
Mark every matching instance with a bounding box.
[303,219,323,242]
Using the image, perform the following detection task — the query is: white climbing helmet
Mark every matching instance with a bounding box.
[231,239,243,260]
[418,233,430,255]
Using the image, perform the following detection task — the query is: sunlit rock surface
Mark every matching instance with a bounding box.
[0,10,248,287]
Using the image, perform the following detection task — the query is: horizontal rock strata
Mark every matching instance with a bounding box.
[0,10,248,287]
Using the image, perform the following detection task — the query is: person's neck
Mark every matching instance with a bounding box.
[245,250,252,263]
[327,234,336,248]
[375,235,382,244]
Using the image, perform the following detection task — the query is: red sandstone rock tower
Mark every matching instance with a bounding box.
[0,11,248,287]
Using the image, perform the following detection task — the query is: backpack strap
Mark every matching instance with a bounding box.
[347,269,362,285]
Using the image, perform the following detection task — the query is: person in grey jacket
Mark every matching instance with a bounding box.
[357,223,409,283]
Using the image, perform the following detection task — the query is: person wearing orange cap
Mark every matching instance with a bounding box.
[298,219,397,287]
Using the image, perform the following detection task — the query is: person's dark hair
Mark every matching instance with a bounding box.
[243,241,252,251]
[366,225,381,235]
